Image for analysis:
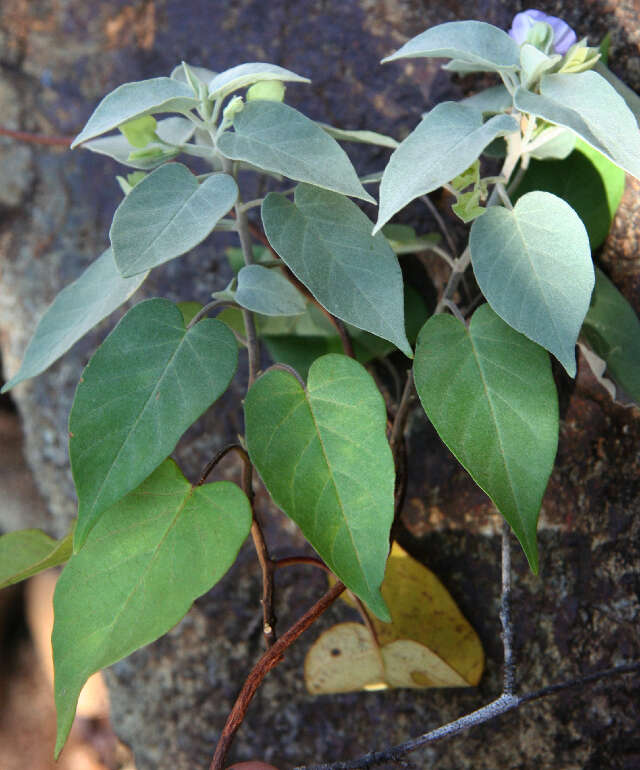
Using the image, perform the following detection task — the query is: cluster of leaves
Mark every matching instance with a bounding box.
[1,17,640,761]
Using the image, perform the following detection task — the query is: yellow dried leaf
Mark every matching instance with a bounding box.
[381,639,469,689]
[304,623,386,695]
[314,543,484,693]
[375,543,484,685]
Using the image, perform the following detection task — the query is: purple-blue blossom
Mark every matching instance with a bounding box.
[509,9,577,55]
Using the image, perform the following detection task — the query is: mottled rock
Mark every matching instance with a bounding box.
[0,1,639,769]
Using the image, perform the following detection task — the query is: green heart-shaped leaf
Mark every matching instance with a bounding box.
[245,354,394,619]
[470,191,593,375]
[53,459,251,755]
[0,529,72,589]
[262,185,412,356]
[414,305,559,571]
[70,298,237,549]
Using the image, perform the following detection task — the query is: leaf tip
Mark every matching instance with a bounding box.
[366,592,392,623]
[359,188,377,206]
[71,526,87,555]
[561,352,578,378]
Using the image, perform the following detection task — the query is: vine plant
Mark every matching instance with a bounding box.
[1,10,640,768]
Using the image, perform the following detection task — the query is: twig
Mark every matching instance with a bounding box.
[441,299,466,324]
[263,361,307,388]
[297,663,640,770]
[187,299,237,328]
[236,444,275,649]
[251,514,276,647]
[419,244,456,269]
[223,157,261,388]
[242,307,260,388]
[389,370,415,453]
[420,194,457,256]
[500,520,516,695]
[197,445,275,647]
[0,127,72,146]
[209,581,346,770]
[273,555,330,572]
[434,247,471,316]
[196,444,249,486]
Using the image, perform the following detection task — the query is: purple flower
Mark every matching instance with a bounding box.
[509,9,578,55]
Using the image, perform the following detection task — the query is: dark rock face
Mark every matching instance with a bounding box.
[0,1,638,768]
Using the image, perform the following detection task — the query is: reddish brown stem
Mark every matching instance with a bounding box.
[251,515,276,647]
[209,581,345,770]
[0,127,72,146]
[196,444,247,486]
[273,555,330,572]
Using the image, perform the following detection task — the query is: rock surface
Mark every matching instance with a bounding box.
[0,1,639,768]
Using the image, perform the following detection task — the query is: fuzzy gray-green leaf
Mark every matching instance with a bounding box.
[71,78,198,147]
[110,164,238,276]
[236,265,307,316]
[374,103,517,233]
[470,191,593,376]
[383,21,520,72]
[514,71,640,180]
[218,101,374,202]
[262,185,411,355]
[2,249,147,393]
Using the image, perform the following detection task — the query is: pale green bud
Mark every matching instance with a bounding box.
[246,80,286,102]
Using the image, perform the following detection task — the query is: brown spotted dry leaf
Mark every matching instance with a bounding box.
[305,544,483,694]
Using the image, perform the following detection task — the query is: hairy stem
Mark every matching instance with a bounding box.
[500,520,516,695]
[209,581,346,770]
[251,515,276,646]
[221,157,261,388]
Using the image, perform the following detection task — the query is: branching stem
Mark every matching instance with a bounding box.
[209,581,346,770]
[434,247,471,315]
[187,299,238,328]
[297,664,640,770]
